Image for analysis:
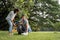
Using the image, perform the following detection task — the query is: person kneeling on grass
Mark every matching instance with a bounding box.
[6,9,19,35]
[18,14,32,35]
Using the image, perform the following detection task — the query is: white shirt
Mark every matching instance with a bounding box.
[6,11,16,21]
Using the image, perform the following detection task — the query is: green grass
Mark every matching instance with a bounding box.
[0,31,60,40]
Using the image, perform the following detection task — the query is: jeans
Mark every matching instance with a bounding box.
[28,27,32,32]
[6,19,13,33]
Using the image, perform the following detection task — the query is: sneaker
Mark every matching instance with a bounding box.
[22,32,28,35]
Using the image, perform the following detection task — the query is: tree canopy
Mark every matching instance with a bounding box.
[0,0,60,31]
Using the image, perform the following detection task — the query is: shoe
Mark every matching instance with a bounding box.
[22,32,28,35]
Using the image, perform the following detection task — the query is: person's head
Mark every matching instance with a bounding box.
[14,9,19,13]
[21,14,25,19]
[21,14,29,20]
[21,14,27,19]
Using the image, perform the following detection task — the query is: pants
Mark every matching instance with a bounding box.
[6,20,13,33]
[28,27,32,32]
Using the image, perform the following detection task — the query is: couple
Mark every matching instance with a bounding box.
[6,9,32,35]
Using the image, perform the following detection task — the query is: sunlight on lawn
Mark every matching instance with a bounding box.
[0,31,60,40]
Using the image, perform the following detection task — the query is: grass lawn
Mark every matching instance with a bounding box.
[0,31,60,40]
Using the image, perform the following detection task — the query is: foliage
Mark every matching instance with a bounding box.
[0,0,14,30]
[0,0,60,31]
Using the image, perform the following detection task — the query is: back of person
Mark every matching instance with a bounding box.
[22,18,32,32]
[17,15,32,35]
[6,11,16,21]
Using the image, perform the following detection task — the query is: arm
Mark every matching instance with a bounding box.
[11,18,16,26]
[25,20,29,32]
[18,19,23,24]
[25,24,28,32]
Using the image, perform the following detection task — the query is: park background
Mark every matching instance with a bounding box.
[0,0,60,40]
[0,0,60,31]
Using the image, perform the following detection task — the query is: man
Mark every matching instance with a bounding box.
[6,9,19,35]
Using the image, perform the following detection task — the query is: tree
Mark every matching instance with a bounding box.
[15,0,60,31]
[0,0,60,31]
[0,0,14,30]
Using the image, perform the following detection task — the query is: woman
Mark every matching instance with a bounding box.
[18,15,32,35]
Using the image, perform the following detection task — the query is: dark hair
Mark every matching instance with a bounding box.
[14,9,19,13]
[21,14,25,18]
